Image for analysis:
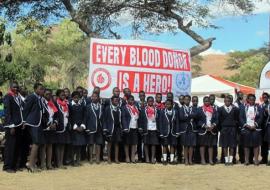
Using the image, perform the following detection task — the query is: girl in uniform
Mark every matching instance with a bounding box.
[40,89,58,170]
[140,96,159,164]
[55,89,70,169]
[239,94,262,165]
[218,96,239,165]
[103,96,122,163]
[85,92,104,164]
[198,96,218,165]
[122,95,140,163]
[179,95,198,165]
[69,91,86,166]
[159,99,179,165]
[23,83,45,172]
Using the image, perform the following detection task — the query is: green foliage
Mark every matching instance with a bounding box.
[228,53,269,87]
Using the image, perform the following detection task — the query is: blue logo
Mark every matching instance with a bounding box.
[176,72,191,91]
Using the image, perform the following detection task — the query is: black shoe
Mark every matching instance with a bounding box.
[5,169,16,173]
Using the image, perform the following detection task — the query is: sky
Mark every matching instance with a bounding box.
[137,1,270,55]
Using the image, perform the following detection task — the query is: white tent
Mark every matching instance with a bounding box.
[191,75,256,106]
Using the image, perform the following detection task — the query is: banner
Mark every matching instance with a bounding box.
[88,38,191,99]
[259,61,270,89]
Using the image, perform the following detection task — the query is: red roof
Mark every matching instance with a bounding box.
[209,75,255,95]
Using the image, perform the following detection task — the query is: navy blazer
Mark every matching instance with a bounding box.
[23,93,43,127]
[139,106,159,135]
[3,94,24,128]
[103,105,122,137]
[69,103,85,127]
[239,104,263,131]
[159,108,180,137]
[84,103,103,134]
[42,100,59,130]
[121,105,140,132]
[179,105,198,134]
[197,107,218,135]
[218,106,239,129]
[55,102,69,133]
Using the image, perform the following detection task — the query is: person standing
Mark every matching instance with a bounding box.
[23,83,45,172]
[3,81,24,173]
[260,92,269,164]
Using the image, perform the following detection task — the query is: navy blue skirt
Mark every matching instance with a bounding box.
[43,130,57,144]
[29,126,45,145]
[264,124,270,143]
[161,133,178,146]
[56,130,71,144]
[71,130,86,146]
[241,129,261,148]
[198,132,217,146]
[143,130,159,145]
[219,127,237,148]
[181,131,197,147]
[123,129,138,145]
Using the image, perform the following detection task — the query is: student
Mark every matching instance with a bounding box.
[122,95,140,163]
[23,83,45,172]
[179,95,198,165]
[85,92,104,164]
[40,89,58,170]
[209,94,219,163]
[3,81,24,173]
[0,91,4,127]
[159,99,180,165]
[136,90,146,162]
[218,96,239,165]
[261,92,269,164]
[178,95,185,107]
[154,93,165,110]
[198,96,218,165]
[123,88,131,102]
[192,96,201,164]
[239,94,263,165]
[140,96,159,164]
[69,91,86,166]
[55,89,70,169]
[166,92,179,109]
[103,96,122,163]
[234,91,246,163]
[104,87,124,108]
[63,88,71,102]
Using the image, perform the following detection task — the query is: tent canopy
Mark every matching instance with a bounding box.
[191,75,255,106]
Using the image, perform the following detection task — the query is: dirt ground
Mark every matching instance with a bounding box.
[0,162,269,190]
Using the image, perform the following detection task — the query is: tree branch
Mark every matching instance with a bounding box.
[61,0,98,37]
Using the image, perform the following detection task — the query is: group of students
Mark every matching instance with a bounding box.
[1,81,270,173]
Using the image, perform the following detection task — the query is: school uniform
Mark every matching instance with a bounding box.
[42,99,58,144]
[179,105,198,147]
[218,105,239,148]
[239,104,263,148]
[159,108,180,146]
[103,105,122,143]
[139,106,159,145]
[55,99,71,144]
[69,101,86,146]
[3,93,24,171]
[261,102,269,162]
[197,106,218,146]
[23,93,45,145]
[85,102,104,145]
[122,104,140,145]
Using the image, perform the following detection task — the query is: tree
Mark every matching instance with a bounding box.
[229,53,268,87]
[191,55,203,77]
[0,0,260,56]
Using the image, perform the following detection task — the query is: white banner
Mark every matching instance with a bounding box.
[88,38,191,99]
[259,61,270,89]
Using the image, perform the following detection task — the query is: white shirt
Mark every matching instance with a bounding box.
[147,118,157,131]
[246,106,255,127]
[129,114,139,129]
[205,111,212,127]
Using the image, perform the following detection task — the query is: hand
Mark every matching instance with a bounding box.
[50,124,56,130]
[10,128,15,135]
[21,124,26,130]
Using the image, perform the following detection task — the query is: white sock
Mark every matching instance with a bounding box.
[163,154,167,161]
[170,154,174,162]
[268,150,270,160]
[229,156,233,163]
[225,156,228,163]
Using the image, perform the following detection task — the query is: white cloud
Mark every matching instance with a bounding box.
[200,48,226,56]
[254,0,270,14]
[256,30,267,36]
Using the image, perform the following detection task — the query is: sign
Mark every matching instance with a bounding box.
[259,61,270,89]
[88,38,191,99]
